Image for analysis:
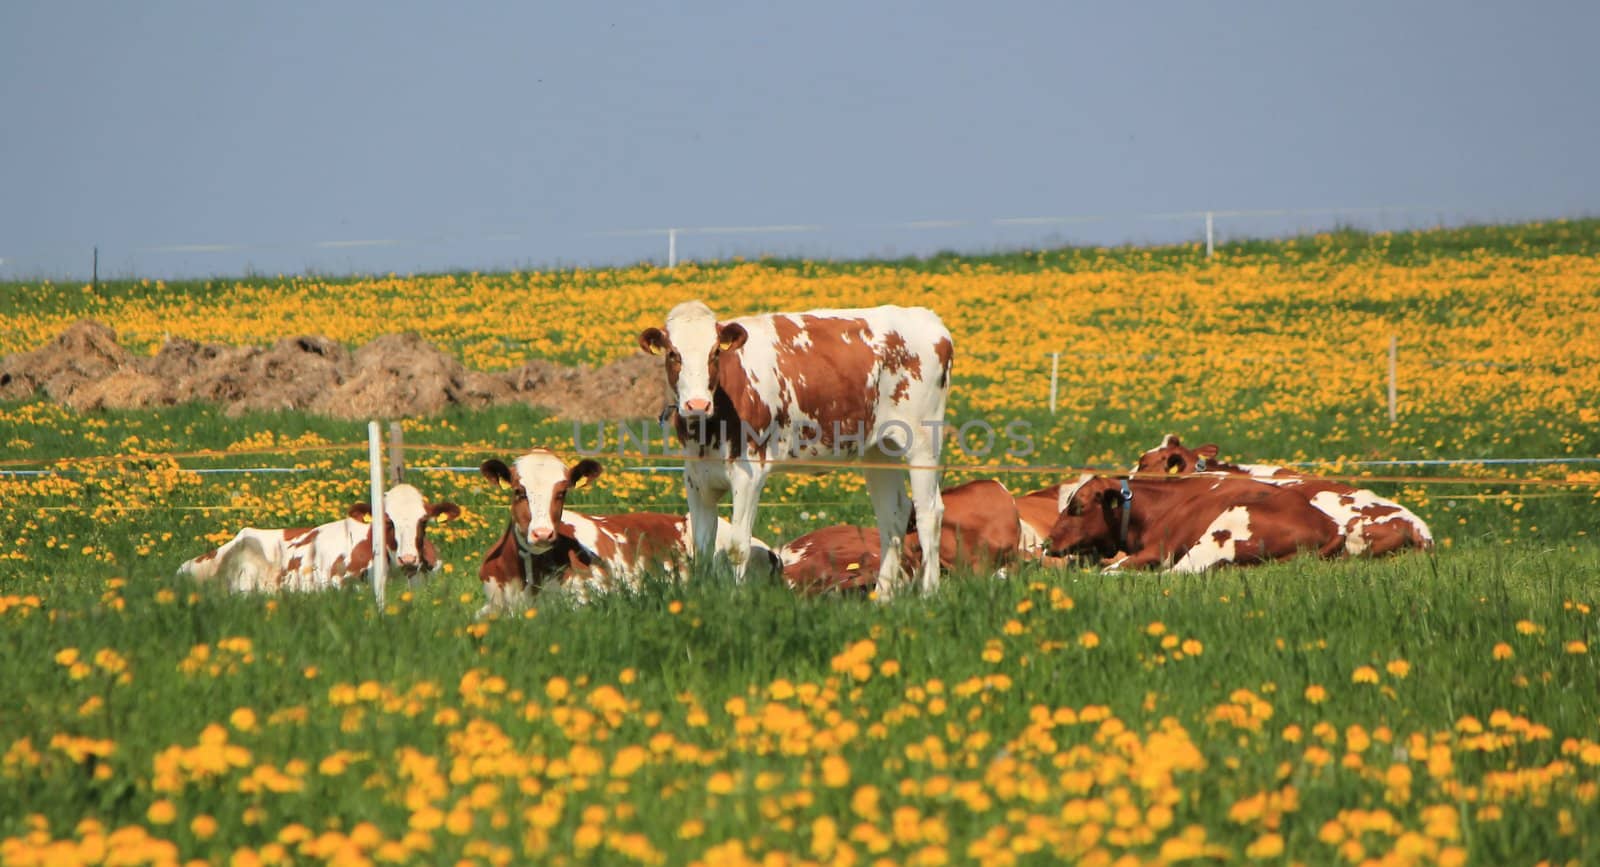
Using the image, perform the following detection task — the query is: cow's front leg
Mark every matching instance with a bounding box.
[684,460,723,563]
[726,462,770,583]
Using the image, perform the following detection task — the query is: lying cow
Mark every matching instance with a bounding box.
[779,479,1021,593]
[1047,474,1345,572]
[477,450,774,616]
[1133,434,1433,556]
[176,484,461,593]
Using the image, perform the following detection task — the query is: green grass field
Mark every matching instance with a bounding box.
[2,221,1597,866]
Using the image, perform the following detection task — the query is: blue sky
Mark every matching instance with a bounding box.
[2,2,1595,279]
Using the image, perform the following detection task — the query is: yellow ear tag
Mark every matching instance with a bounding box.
[361,512,372,524]
[573,477,588,489]
[497,478,509,490]
[845,562,860,571]
[435,512,453,524]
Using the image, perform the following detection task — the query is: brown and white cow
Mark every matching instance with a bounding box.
[1133,434,1434,556]
[640,301,954,599]
[176,484,461,593]
[778,479,1021,593]
[1046,474,1345,572]
[476,450,774,616]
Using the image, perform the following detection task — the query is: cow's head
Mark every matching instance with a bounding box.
[481,450,601,553]
[1045,475,1124,559]
[349,484,461,576]
[1132,433,1219,477]
[639,300,748,418]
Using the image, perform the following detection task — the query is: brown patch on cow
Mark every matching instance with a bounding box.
[1211,529,1232,544]
[282,526,315,542]
[343,542,374,581]
[479,525,524,587]
[781,526,881,594]
[591,513,689,567]
[285,556,303,573]
[1354,502,1401,519]
[771,315,877,449]
[881,332,922,379]
[194,549,218,563]
[328,555,347,577]
[913,480,1019,573]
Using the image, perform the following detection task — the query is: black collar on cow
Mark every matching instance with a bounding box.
[1116,478,1134,553]
[508,519,538,585]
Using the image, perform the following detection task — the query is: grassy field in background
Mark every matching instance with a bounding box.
[2,221,1597,865]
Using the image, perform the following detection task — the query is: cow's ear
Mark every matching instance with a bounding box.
[567,458,603,489]
[639,327,669,356]
[1197,444,1220,460]
[349,503,373,523]
[480,459,513,489]
[429,502,462,523]
[717,322,747,352]
[1162,433,1182,448]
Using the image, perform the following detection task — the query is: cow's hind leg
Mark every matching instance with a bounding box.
[1355,521,1410,557]
[907,463,944,594]
[865,466,913,600]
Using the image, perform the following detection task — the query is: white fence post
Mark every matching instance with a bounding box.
[367,421,387,606]
[667,228,677,269]
[1205,211,1215,258]
[1049,352,1060,414]
[1387,335,1398,425]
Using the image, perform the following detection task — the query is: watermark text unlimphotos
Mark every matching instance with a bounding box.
[572,418,1034,460]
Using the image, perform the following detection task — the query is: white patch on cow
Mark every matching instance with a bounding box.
[512,451,572,549]
[1169,506,1256,573]
[1016,520,1047,556]
[664,300,722,412]
[1057,474,1096,513]
[384,484,429,568]
[1307,488,1432,555]
[1238,463,1295,479]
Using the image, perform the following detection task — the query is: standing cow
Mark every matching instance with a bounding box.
[1133,434,1433,556]
[639,301,954,599]
[476,450,775,616]
[176,484,461,593]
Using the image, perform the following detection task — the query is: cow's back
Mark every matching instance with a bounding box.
[720,306,952,458]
